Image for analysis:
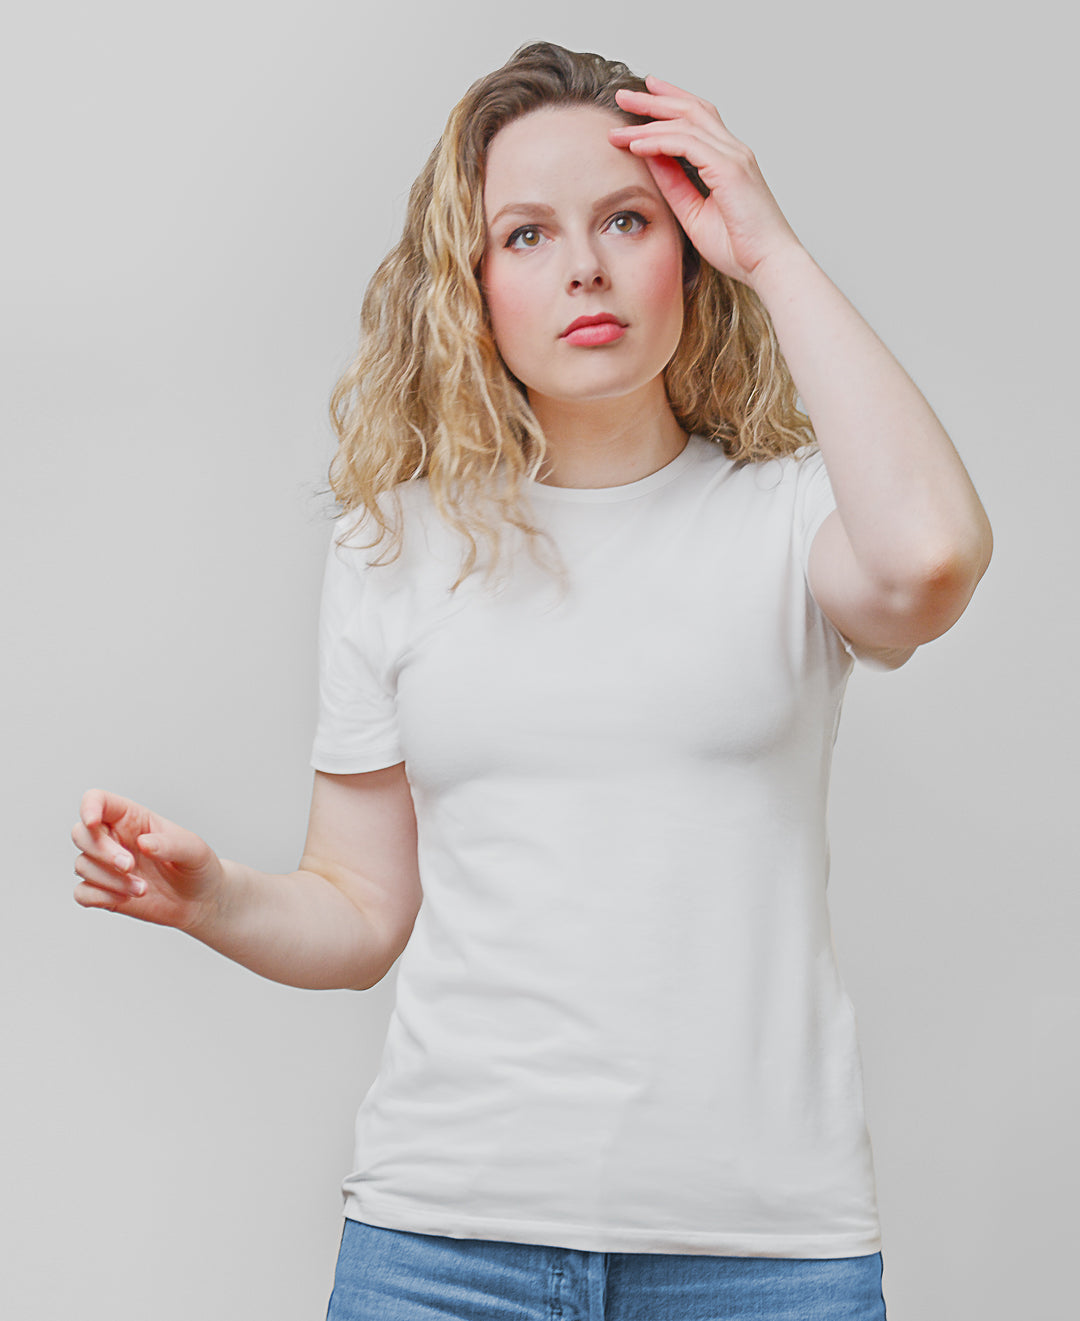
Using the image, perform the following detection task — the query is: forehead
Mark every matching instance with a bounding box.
[482,105,657,214]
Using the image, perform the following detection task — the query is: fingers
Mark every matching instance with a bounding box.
[72,815,148,902]
[613,125,715,161]
[616,85,697,119]
[73,879,126,912]
[639,152,709,220]
[71,819,135,873]
[610,113,726,152]
[73,793,153,909]
[615,80,730,133]
[73,851,147,903]
[75,789,205,864]
[644,74,722,118]
[643,75,688,95]
[612,124,731,188]
[79,787,136,831]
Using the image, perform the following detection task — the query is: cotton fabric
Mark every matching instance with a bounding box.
[311,435,882,1257]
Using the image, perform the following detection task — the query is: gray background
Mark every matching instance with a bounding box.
[3,1,1076,1317]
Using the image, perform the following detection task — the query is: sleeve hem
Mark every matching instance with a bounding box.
[310,745,406,774]
[799,502,836,580]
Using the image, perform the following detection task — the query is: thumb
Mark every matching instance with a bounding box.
[643,152,708,231]
[136,826,210,869]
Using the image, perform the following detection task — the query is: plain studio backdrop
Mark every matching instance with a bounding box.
[2,2,1075,1318]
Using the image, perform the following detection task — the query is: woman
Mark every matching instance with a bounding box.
[72,41,992,1321]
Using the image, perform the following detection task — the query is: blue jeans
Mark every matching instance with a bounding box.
[325,1218,888,1320]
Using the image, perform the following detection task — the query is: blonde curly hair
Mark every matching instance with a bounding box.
[328,40,815,592]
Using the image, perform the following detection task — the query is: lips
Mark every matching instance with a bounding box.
[560,313,627,347]
[560,313,626,338]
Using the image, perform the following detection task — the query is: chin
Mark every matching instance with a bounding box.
[528,367,668,407]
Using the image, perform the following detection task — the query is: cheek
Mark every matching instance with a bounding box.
[642,243,686,322]
[482,261,540,363]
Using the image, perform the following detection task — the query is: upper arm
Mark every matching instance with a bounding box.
[299,764,422,984]
[807,510,919,669]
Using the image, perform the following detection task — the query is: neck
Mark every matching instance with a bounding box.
[527,382,688,489]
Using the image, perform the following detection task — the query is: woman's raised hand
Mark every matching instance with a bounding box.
[610,77,804,289]
[72,789,226,934]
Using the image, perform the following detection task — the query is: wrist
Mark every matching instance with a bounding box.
[747,241,818,307]
[181,854,237,941]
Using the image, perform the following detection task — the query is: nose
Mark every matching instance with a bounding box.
[564,235,609,292]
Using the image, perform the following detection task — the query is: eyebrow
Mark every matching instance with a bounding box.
[489,185,658,229]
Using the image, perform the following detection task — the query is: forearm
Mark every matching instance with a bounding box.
[186,860,392,991]
[751,244,993,590]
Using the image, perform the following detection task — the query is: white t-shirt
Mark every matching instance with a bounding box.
[310,434,883,1258]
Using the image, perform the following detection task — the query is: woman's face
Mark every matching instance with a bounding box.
[479,105,687,413]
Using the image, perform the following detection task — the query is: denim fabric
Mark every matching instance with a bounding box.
[326,1218,888,1320]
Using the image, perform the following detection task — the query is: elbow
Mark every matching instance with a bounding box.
[921,520,993,600]
[946,508,994,594]
[887,523,993,643]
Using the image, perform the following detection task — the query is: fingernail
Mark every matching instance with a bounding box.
[116,850,133,871]
[132,879,147,897]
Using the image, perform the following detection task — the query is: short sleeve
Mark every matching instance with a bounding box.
[791,447,909,671]
[791,447,859,665]
[792,446,839,581]
[310,525,404,774]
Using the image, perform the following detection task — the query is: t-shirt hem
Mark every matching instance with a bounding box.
[342,1193,882,1259]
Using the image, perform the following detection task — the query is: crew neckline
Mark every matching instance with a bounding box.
[525,435,703,503]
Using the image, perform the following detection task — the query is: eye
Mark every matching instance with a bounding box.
[606,211,648,236]
[506,225,547,250]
